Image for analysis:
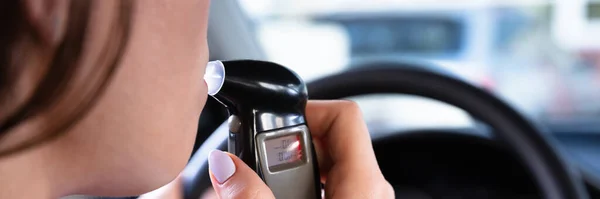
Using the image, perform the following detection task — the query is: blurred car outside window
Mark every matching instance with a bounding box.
[237,0,600,133]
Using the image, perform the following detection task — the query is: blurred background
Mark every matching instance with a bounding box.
[230,0,600,133]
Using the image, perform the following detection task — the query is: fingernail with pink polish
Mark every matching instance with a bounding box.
[208,150,236,184]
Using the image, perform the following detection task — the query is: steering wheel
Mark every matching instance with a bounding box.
[181,59,588,199]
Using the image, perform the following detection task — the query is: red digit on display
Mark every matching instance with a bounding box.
[296,134,302,160]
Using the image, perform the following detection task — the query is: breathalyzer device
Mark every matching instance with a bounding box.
[204,60,322,199]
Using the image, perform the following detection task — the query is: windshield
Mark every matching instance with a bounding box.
[237,0,600,133]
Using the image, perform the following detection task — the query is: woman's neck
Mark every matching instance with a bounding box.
[0,144,76,199]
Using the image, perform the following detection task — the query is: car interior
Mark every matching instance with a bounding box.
[78,1,600,199]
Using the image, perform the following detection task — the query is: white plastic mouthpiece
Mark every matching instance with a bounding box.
[205,60,225,96]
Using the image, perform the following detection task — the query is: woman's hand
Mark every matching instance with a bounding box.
[208,100,394,199]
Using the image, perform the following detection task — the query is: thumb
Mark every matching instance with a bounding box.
[208,150,275,199]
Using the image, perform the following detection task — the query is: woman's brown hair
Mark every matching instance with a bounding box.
[0,0,134,157]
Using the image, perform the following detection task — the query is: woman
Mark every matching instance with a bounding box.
[0,0,393,198]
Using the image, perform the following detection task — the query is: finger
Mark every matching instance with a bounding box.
[312,137,329,183]
[306,100,378,172]
[306,100,394,198]
[208,150,275,199]
[200,188,218,199]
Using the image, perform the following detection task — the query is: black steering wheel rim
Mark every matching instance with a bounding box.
[306,60,587,199]
[182,59,588,199]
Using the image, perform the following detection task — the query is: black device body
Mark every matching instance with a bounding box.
[211,60,321,199]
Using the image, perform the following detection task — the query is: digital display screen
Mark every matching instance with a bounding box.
[264,134,304,169]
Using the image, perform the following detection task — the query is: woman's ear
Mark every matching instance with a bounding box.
[22,0,70,47]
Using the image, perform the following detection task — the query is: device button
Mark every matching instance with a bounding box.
[228,115,242,133]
